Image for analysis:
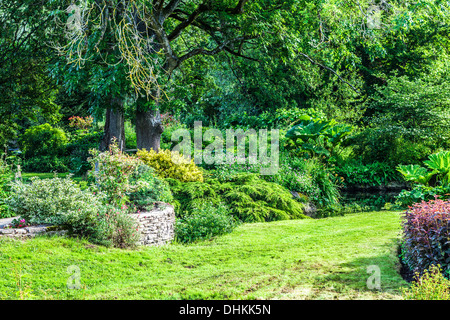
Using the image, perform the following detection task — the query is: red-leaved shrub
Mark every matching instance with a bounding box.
[401,198,450,278]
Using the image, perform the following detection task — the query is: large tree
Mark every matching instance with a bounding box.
[54,0,278,151]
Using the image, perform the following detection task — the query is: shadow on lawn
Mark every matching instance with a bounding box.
[317,238,410,297]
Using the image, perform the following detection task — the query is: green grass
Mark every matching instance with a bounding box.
[20,172,83,182]
[0,210,408,300]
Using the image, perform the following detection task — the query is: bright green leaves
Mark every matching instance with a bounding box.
[285,114,354,158]
[397,164,436,186]
[423,151,450,184]
[397,151,450,186]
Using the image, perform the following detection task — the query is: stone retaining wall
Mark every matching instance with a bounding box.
[131,203,175,246]
[0,226,67,239]
[0,203,176,246]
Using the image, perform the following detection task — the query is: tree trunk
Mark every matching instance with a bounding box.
[136,107,163,152]
[99,98,126,151]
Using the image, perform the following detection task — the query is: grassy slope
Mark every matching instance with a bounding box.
[0,210,407,300]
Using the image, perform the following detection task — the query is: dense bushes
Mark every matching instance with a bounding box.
[212,153,340,214]
[0,156,13,218]
[127,164,173,211]
[400,199,450,278]
[395,150,450,207]
[18,122,103,174]
[395,185,450,207]
[5,174,141,248]
[66,130,102,175]
[334,161,401,188]
[175,202,238,243]
[137,148,204,182]
[402,265,450,300]
[88,142,144,207]
[6,175,103,226]
[88,143,173,208]
[168,173,309,223]
[20,123,69,172]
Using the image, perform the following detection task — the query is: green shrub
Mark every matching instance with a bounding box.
[396,150,450,187]
[0,155,13,218]
[284,114,354,159]
[127,164,173,211]
[211,153,340,210]
[335,161,401,187]
[22,155,70,173]
[349,127,432,167]
[6,175,103,226]
[97,207,140,248]
[88,142,144,207]
[66,130,102,175]
[168,174,309,223]
[5,175,138,247]
[137,148,204,182]
[395,184,450,208]
[20,123,68,158]
[175,202,238,243]
[19,123,70,172]
[402,265,450,300]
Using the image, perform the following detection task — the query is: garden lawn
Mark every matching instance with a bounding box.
[0,210,408,300]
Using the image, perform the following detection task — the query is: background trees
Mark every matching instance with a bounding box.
[0,0,449,171]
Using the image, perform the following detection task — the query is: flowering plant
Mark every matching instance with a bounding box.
[4,218,28,229]
[68,116,93,131]
[88,141,147,207]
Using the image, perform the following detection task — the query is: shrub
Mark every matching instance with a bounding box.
[211,153,340,210]
[6,175,103,226]
[395,185,450,208]
[19,123,70,172]
[66,130,102,175]
[402,265,450,300]
[175,202,238,243]
[284,114,354,159]
[97,207,140,248]
[400,199,450,277]
[136,148,203,182]
[5,175,139,248]
[22,155,70,173]
[127,164,173,211]
[88,142,144,207]
[0,155,13,218]
[349,125,432,167]
[168,174,309,223]
[20,123,68,159]
[335,161,401,187]
[397,150,450,187]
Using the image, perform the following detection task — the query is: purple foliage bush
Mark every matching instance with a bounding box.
[401,198,450,278]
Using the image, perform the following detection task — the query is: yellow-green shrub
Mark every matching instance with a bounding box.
[136,149,203,182]
[402,265,450,300]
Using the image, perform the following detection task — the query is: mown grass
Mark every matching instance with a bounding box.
[0,210,408,300]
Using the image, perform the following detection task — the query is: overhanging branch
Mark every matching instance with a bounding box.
[297,52,361,94]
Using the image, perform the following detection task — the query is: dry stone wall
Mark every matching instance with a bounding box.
[131,203,175,246]
[0,226,67,239]
[0,202,176,246]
